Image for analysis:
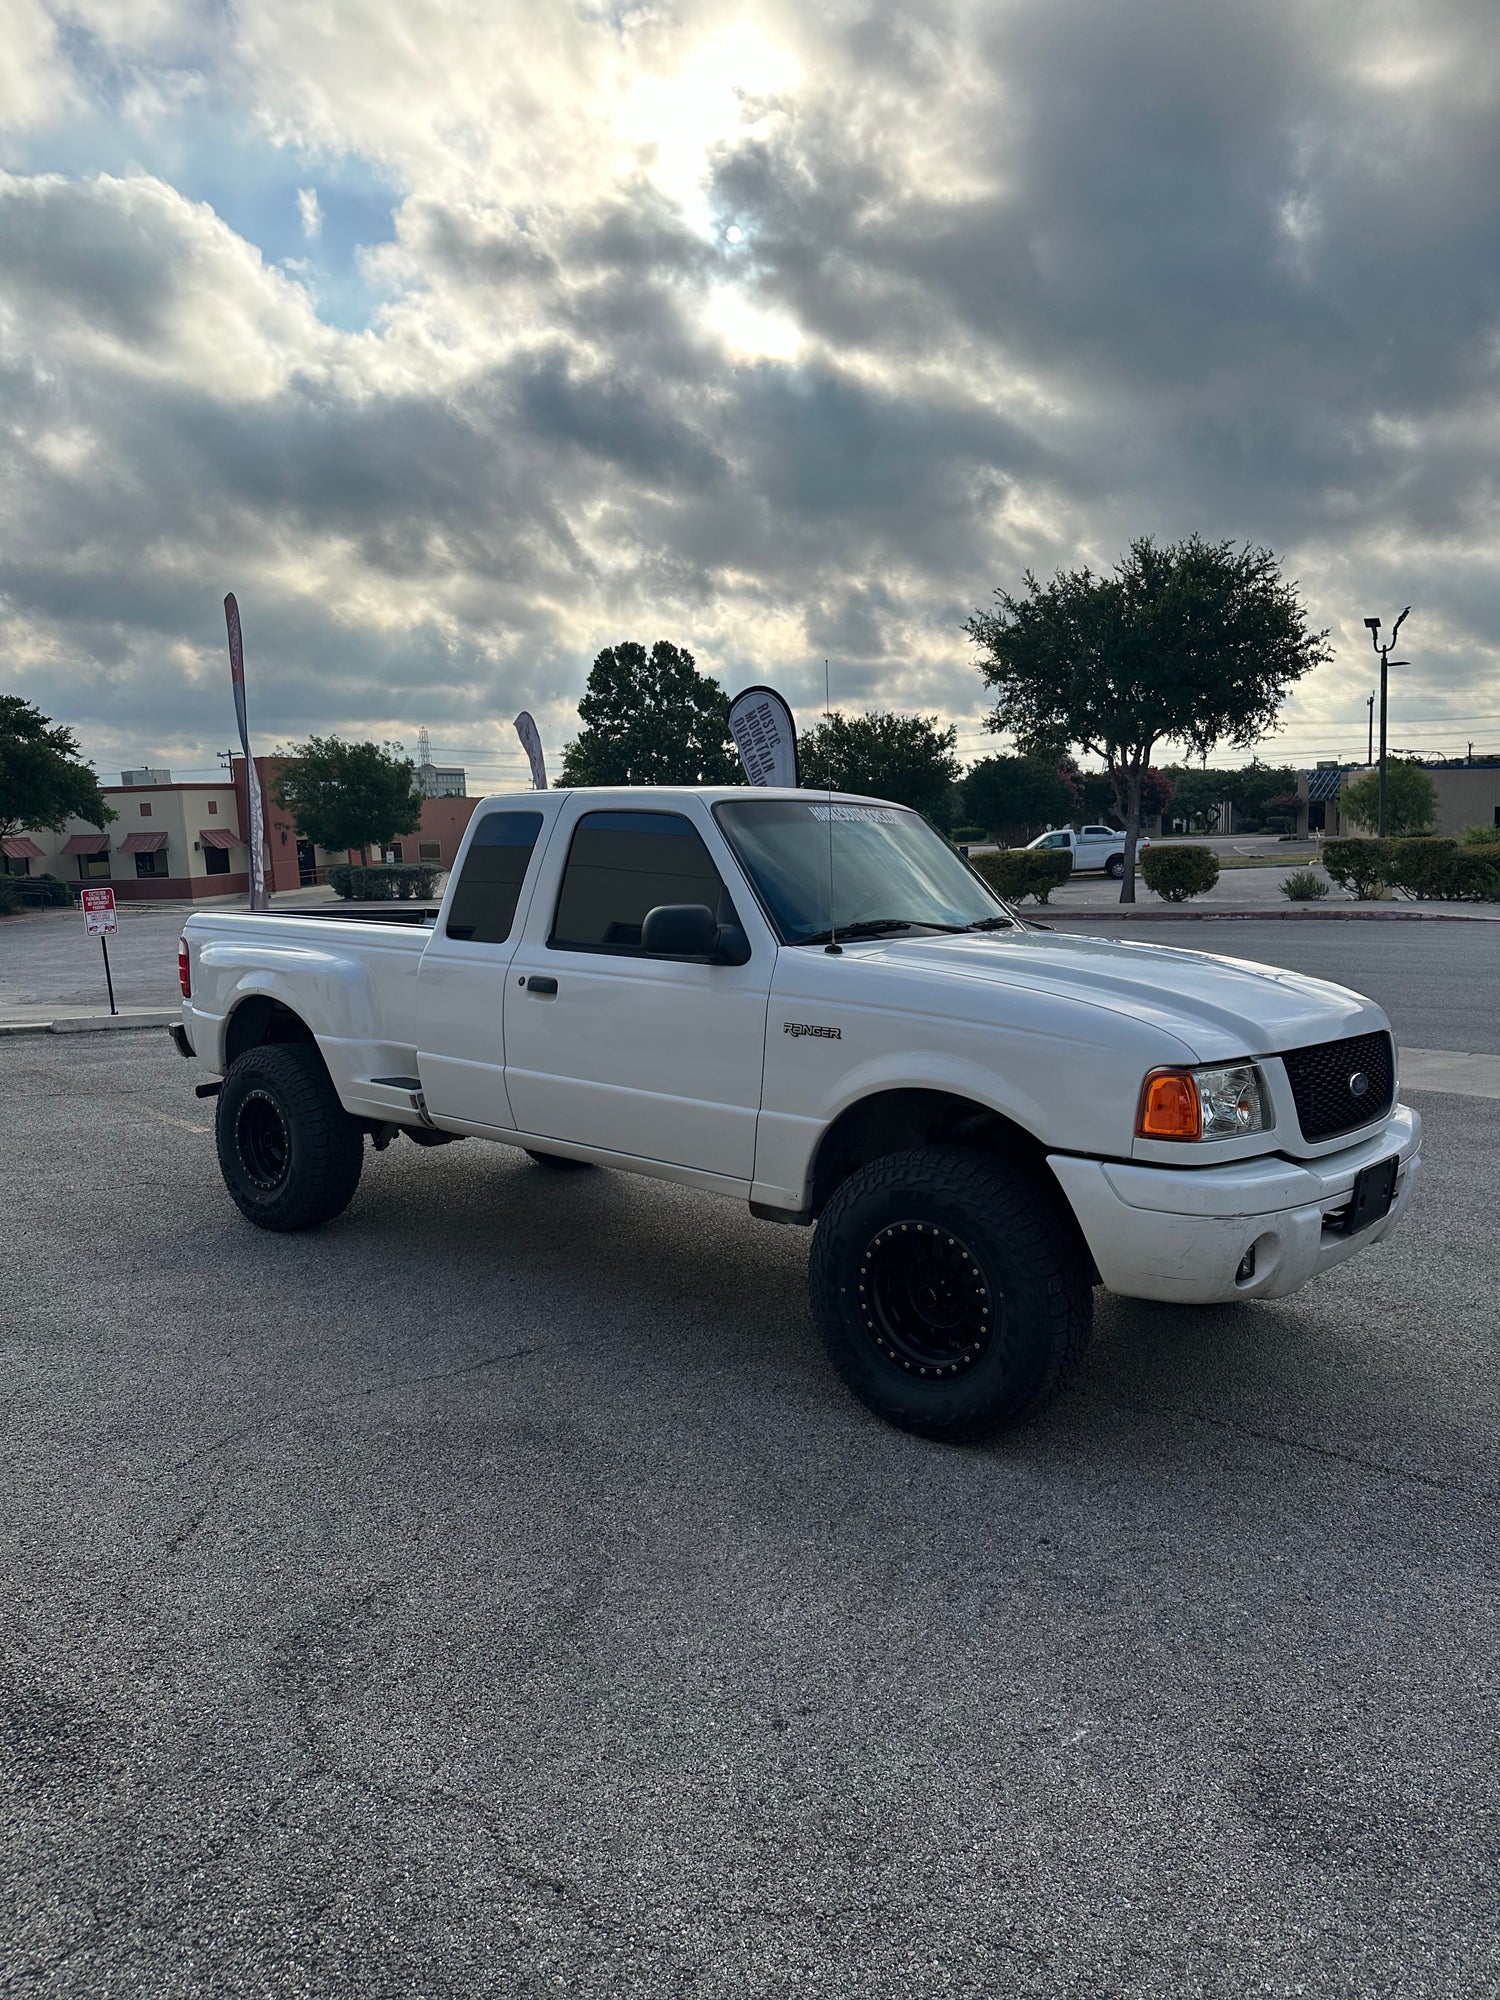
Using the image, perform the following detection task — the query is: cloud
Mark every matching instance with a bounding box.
[0,0,1498,787]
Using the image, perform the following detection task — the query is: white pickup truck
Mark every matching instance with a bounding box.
[175,786,1420,1440]
[1025,823,1145,878]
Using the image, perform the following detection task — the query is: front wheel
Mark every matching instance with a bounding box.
[1105,854,1125,879]
[216,1043,364,1231]
[808,1148,1092,1440]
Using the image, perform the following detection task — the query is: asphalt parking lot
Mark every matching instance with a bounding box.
[4,1030,1497,1999]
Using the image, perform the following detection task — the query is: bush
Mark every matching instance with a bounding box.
[1280,869,1330,902]
[24,872,76,907]
[1321,838,1389,900]
[1462,823,1500,847]
[969,848,1073,904]
[1139,844,1219,902]
[327,862,444,901]
[0,879,21,915]
[949,825,987,846]
[1378,837,1500,903]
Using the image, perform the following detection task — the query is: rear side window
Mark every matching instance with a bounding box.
[551,810,728,952]
[445,812,543,943]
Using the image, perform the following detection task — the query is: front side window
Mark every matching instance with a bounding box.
[715,799,1014,945]
[1036,831,1070,849]
[445,811,543,943]
[551,810,730,953]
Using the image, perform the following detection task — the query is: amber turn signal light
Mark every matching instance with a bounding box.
[1137,1068,1201,1140]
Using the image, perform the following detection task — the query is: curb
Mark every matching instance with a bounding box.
[0,1010,177,1038]
[1039,907,1491,924]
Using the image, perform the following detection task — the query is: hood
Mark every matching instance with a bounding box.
[844,928,1385,1063]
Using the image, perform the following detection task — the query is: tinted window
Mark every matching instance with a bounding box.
[552,810,728,952]
[446,812,543,942]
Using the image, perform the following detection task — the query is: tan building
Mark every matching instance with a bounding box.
[1296,762,1500,839]
[3,759,485,902]
[4,779,251,901]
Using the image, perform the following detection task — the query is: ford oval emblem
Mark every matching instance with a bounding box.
[1348,1071,1371,1098]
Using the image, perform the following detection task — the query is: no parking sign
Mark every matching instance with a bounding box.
[81,886,118,936]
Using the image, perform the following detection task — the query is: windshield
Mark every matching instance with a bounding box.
[714,799,1017,945]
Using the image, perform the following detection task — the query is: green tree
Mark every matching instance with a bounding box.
[1340,760,1437,837]
[0,696,115,842]
[273,737,424,860]
[799,710,961,829]
[966,536,1329,900]
[560,640,738,786]
[962,754,1077,842]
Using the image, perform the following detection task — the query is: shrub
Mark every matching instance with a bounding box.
[1321,838,1389,900]
[1139,844,1219,902]
[327,862,444,901]
[1462,822,1500,847]
[969,847,1073,904]
[0,879,21,915]
[25,872,76,907]
[1376,837,1500,903]
[1280,869,1330,902]
[950,825,987,846]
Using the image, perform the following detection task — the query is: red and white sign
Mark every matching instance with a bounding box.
[81,886,118,936]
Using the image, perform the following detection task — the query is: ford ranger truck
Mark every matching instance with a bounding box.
[173,787,1422,1441]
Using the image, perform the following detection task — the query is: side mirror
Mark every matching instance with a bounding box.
[641,903,720,957]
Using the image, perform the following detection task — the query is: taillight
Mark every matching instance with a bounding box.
[178,935,191,999]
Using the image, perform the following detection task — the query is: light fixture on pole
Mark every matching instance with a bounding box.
[1363,607,1411,837]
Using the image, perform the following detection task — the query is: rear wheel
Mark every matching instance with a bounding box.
[1105,854,1125,879]
[808,1148,1092,1440]
[216,1043,364,1231]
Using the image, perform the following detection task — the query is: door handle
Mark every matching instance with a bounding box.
[525,975,558,995]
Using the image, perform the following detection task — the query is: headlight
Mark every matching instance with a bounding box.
[1137,1063,1272,1141]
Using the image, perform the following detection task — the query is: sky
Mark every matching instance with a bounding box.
[1,0,1498,792]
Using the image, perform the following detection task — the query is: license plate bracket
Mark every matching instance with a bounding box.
[1340,1155,1399,1235]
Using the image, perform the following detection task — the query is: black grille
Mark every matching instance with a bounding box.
[1280,1029,1395,1142]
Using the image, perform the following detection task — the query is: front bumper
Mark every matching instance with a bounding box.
[1049,1104,1422,1305]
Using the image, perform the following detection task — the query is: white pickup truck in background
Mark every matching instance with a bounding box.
[174,787,1420,1440]
[1025,823,1146,877]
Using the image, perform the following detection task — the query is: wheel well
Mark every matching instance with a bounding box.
[806,1088,1097,1278]
[224,995,317,1069]
[809,1088,1045,1216]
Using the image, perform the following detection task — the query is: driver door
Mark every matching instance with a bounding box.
[503,804,773,1181]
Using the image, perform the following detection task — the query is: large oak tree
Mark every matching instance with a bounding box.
[560,641,738,786]
[966,537,1330,900]
[0,696,115,844]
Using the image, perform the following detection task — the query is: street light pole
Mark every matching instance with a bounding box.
[1363,607,1410,837]
[1366,691,1374,766]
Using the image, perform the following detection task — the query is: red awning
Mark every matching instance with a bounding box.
[62,833,110,855]
[198,828,245,848]
[1,836,43,858]
[120,831,168,853]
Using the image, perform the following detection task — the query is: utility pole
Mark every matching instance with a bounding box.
[1362,608,1411,837]
[1366,692,1374,766]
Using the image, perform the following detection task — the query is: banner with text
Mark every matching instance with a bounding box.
[224,593,269,910]
[728,686,799,788]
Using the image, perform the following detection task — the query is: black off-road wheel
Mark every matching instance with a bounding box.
[1105,854,1125,879]
[215,1043,364,1232]
[808,1147,1092,1441]
[523,1150,594,1172]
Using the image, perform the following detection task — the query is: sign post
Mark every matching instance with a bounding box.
[81,887,118,1015]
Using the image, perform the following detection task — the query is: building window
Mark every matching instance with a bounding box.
[78,851,110,880]
[3,855,31,877]
[204,846,231,875]
[208,800,219,815]
[445,812,543,943]
[139,802,152,816]
[550,810,729,954]
[391,843,404,861]
[418,841,442,862]
[135,849,166,878]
